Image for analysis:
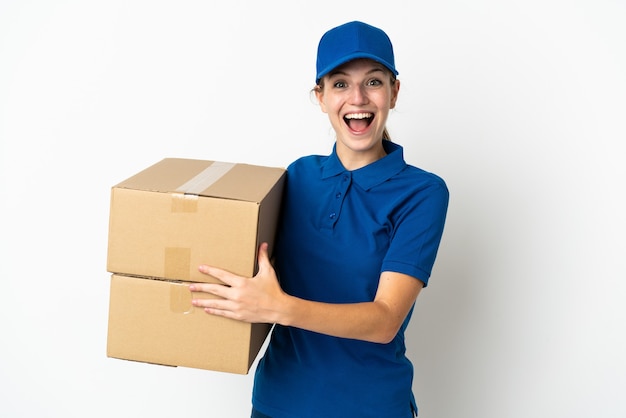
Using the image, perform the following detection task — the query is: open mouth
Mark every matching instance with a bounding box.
[344,112,374,132]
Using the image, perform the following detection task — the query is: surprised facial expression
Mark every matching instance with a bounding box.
[316,58,400,168]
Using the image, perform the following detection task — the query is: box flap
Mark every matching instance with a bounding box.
[114,158,285,203]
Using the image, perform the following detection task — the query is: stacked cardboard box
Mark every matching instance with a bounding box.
[106,158,285,374]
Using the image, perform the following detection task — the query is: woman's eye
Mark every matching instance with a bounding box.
[333,81,347,88]
[367,79,382,86]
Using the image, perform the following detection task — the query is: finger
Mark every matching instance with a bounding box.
[203,305,242,321]
[257,242,271,272]
[188,283,211,293]
[191,292,232,312]
[190,282,230,299]
[194,296,243,321]
[198,264,240,286]
[189,284,230,312]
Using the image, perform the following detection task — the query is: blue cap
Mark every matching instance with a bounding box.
[316,21,398,84]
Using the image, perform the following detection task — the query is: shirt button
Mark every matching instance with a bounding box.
[335,192,342,198]
[329,212,336,219]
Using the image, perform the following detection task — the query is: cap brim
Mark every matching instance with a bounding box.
[316,52,399,83]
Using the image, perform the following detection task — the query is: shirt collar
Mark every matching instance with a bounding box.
[321,141,407,191]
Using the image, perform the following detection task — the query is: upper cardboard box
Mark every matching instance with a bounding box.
[107,158,286,283]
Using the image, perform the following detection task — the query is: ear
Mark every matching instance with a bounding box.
[315,87,328,114]
[390,79,400,109]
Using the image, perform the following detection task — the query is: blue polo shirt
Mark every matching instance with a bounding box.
[252,141,449,418]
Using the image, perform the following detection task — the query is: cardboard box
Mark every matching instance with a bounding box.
[107,274,272,374]
[107,158,286,283]
[106,158,285,374]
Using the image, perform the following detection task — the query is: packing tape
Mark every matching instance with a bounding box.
[176,161,236,195]
[170,282,193,314]
[165,247,191,280]
[171,193,198,213]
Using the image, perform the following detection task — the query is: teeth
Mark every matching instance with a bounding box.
[344,113,373,120]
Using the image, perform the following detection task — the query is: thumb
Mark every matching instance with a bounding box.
[257,242,272,272]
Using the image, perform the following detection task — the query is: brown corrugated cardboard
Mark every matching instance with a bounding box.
[106,158,285,374]
[107,158,286,283]
[107,274,272,374]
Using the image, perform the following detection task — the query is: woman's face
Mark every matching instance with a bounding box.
[316,58,400,169]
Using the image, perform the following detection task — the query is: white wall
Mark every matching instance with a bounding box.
[1,1,624,417]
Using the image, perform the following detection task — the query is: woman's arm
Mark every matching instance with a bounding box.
[189,242,423,344]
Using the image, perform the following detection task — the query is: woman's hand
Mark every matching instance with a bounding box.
[190,243,423,344]
[189,242,286,324]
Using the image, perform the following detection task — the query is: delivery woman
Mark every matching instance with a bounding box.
[190,21,449,418]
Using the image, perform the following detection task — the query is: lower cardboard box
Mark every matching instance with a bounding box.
[107,273,272,374]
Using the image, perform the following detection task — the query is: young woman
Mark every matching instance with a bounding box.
[190,21,449,418]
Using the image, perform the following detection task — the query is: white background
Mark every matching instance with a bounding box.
[1,1,625,417]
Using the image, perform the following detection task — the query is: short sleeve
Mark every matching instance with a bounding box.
[381,177,449,286]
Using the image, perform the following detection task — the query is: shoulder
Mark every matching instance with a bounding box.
[285,155,329,183]
[397,164,449,198]
[382,141,448,195]
[287,155,326,171]
[380,164,449,222]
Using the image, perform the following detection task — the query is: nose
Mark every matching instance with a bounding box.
[349,85,368,105]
